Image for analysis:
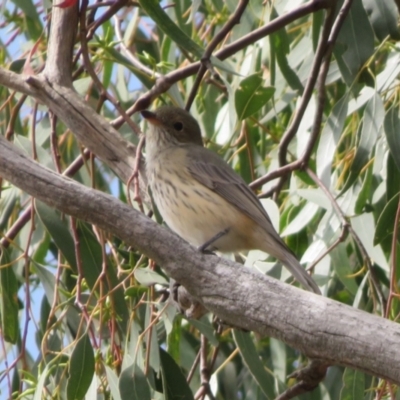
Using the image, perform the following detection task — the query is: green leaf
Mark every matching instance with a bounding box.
[35,201,77,271]
[119,363,151,400]
[0,187,17,231]
[354,92,385,166]
[363,0,400,41]
[329,243,359,296]
[138,0,205,58]
[67,333,95,400]
[340,368,365,400]
[188,316,219,347]
[387,153,400,203]
[270,11,303,93]
[234,330,274,399]
[374,192,400,246]
[145,303,161,374]
[281,202,319,237]
[333,0,374,85]
[354,163,373,214]
[340,92,384,195]
[0,249,19,344]
[11,0,39,20]
[235,74,275,120]
[77,222,130,332]
[33,363,51,400]
[138,0,234,74]
[160,348,194,400]
[316,93,348,187]
[134,266,169,286]
[384,106,400,172]
[105,366,122,400]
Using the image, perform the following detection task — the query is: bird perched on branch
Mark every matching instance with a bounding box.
[142,106,320,294]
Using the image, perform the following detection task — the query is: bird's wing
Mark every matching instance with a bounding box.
[186,145,321,294]
[185,145,284,244]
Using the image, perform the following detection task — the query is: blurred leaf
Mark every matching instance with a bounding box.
[33,363,51,400]
[138,0,234,74]
[233,330,274,399]
[270,22,303,92]
[0,187,17,231]
[362,0,400,40]
[354,163,373,214]
[235,74,275,120]
[387,153,400,202]
[316,93,348,187]
[145,304,161,374]
[105,366,122,400]
[281,202,319,237]
[384,106,400,172]
[374,192,400,246]
[119,363,151,400]
[188,316,219,347]
[67,333,95,400]
[134,266,169,286]
[329,243,359,296]
[340,368,365,399]
[35,201,77,271]
[11,0,42,40]
[341,92,384,194]
[0,249,19,344]
[333,0,374,86]
[11,0,39,19]
[160,348,194,400]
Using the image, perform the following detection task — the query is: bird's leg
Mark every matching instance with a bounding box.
[198,227,230,253]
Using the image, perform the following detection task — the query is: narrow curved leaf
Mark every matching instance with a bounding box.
[363,0,400,40]
[233,330,274,399]
[333,0,374,85]
[374,192,400,246]
[67,333,95,400]
[384,106,400,172]
[138,0,233,74]
[160,348,194,400]
[35,201,77,271]
[0,249,19,344]
[340,368,365,399]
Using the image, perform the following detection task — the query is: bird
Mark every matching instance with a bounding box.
[141,106,320,294]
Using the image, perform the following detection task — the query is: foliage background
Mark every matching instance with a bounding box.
[0,0,400,399]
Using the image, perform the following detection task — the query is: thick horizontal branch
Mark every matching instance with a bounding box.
[0,135,399,384]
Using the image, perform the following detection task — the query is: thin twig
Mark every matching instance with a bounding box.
[187,349,202,384]
[185,0,250,110]
[385,195,400,318]
[127,134,146,212]
[79,0,141,136]
[274,2,336,198]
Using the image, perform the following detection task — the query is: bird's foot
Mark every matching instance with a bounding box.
[198,227,230,253]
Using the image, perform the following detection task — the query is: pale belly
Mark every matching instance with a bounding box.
[149,163,256,252]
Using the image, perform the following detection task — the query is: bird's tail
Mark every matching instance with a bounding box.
[281,251,321,294]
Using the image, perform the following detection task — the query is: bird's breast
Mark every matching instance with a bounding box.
[147,151,256,251]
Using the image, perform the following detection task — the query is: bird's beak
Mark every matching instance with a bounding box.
[141,110,162,126]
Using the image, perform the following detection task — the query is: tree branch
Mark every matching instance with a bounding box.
[0,135,399,384]
[0,69,143,187]
[43,0,79,86]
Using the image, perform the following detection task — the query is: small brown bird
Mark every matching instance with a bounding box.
[142,106,320,294]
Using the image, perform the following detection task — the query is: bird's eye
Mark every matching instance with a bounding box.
[173,122,183,131]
